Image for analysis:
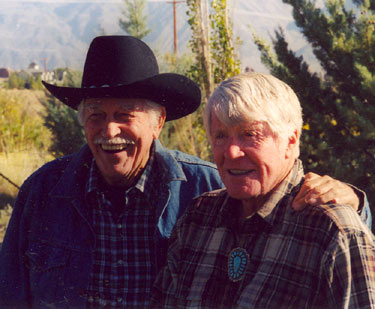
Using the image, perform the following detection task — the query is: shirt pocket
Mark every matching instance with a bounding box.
[26,242,70,304]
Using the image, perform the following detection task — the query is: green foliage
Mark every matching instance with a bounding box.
[186,0,241,101]
[6,72,44,90]
[42,94,85,157]
[158,0,242,161]
[165,0,240,161]
[119,0,151,39]
[25,75,44,90]
[0,90,52,153]
[157,52,212,160]
[210,0,241,84]
[42,69,85,157]
[61,68,82,88]
[159,106,213,162]
[186,0,215,101]
[6,73,25,89]
[251,0,375,227]
[159,52,195,75]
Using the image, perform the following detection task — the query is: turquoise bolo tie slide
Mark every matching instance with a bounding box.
[228,247,249,282]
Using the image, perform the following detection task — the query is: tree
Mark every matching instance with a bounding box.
[42,69,85,157]
[160,0,241,161]
[251,0,375,227]
[186,0,240,102]
[119,0,151,39]
[158,52,213,160]
[25,75,44,90]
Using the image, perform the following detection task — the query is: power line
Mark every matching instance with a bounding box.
[0,172,20,190]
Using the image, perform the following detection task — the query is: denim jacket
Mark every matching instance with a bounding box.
[0,141,223,307]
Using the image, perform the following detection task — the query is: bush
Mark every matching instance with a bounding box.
[6,73,25,89]
[0,90,52,153]
[42,93,85,157]
[42,69,86,157]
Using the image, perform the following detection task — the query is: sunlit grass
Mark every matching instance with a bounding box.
[0,150,55,242]
[0,205,12,243]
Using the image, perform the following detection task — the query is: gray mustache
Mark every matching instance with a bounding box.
[93,137,135,145]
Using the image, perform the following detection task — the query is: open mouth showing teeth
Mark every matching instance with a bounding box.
[229,169,252,175]
[101,143,131,153]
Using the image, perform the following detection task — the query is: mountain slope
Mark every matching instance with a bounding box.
[0,0,317,73]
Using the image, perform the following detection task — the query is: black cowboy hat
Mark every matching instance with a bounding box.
[42,35,201,121]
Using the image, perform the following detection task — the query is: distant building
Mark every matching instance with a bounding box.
[41,71,55,82]
[22,62,43,79]
[0,63,67,89]
[0,68,10,78]
[18,61,54,83]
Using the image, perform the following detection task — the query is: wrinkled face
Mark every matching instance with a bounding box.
[83,98,165,187]
[210,112,294,201]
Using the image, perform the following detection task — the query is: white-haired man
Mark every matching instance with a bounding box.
[151,73,375,308]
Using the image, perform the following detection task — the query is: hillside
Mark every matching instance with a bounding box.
[0,0,319,73]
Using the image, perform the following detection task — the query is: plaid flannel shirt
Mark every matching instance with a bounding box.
[151,160,375,308]
[85,148,159,308]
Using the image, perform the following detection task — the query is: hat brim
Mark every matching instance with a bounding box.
[42,73,201,121]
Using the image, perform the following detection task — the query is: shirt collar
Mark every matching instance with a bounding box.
[257,159,304,226]
[218,159,304,228]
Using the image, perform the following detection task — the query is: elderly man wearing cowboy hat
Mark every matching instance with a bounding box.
[0,36,371,308]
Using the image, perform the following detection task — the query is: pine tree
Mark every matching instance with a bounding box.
[42,70,85,157]
[252,0,375,226]
[119,0,151,39]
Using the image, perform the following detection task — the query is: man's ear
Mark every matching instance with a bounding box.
[286,129,299,159]
[153,107,166,139]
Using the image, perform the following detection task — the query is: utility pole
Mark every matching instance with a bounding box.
[167,0,184,56]
[41,57,47,74]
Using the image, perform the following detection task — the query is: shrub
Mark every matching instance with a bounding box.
[0,90,52,153]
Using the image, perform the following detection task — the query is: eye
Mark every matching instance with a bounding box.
[242,126,259,138]
[87,112,105,122]
[212,132,226,146]
[244,130,255,137]
[117,112,133,122]
[119,113,131,117]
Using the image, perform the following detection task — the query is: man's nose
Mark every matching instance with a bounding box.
[224,140,245,159]
[103,120,121,138]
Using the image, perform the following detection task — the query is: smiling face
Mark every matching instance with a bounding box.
[82,98,165,187]
[210,112,296,204]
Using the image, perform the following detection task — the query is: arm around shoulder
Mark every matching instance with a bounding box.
[357,189,372,230]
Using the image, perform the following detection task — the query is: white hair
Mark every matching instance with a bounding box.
[77,98,164,128]
[204,72,303,146]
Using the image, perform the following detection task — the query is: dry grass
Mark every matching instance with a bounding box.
[0,150,54,242]
[1,89,46,115]
[0,206,12,243]
[0,151,54,197]
[0,89,52,243]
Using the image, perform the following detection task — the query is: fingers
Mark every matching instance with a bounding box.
[292,173,359,212]
[293,173,332,210]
